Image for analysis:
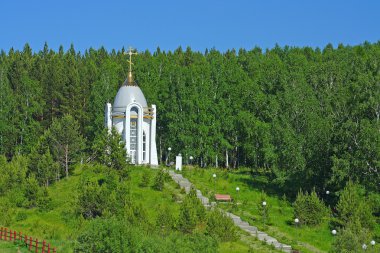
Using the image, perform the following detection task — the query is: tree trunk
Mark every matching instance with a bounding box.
[159,136,162,164]
[65,144,69,178]
[225,150,229,168]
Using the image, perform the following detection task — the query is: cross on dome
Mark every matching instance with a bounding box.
[124,47,138,84]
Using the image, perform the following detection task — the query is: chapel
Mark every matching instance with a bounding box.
[104,49,158,165]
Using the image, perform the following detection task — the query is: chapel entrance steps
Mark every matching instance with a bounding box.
[168,170,293,253]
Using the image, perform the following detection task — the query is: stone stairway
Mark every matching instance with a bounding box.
[168,170,292,253]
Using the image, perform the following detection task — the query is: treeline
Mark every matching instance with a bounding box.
[0,42,379,194]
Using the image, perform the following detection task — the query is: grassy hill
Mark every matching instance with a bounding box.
[0,165,287,253]
[180,166,380,253]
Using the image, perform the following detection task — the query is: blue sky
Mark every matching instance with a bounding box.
[1,0,379,53]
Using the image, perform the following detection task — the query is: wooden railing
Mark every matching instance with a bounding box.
[0,227,56,253]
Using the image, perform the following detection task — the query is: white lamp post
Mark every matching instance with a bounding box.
[189,156,193,165]
[236,187,240,203]
[332,229,337,235]
[262,201,267,224]
[326,190,330,195]
[167,147,172,165]
[370,240,375,252]
[213,173,216,192]
[294,218,300,235]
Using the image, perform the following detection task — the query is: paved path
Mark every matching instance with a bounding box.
[168,170,292,253]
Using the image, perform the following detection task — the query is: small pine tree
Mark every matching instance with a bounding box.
[0,199,13,226]
[37,148,59,187]
[257,191,270,225]
[178,187,206,233]
[92,128,128,171]
[336,180,375,230]
[153,169,167,191]
[331,218,371,253]
[24,175,40,208]
[156,205,174,235]
[48,114,85,178]
[37,187,52,211]
[293,188,328,226]
[279,193,287,214]
[140,171,151,187]
[206,209,237,242]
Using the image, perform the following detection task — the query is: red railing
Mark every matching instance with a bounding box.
[0,227,56,253]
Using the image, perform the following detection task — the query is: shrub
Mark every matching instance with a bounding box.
[153,169,168,191]
[15,211,28,221]
[178,187,206,233]
[336,181,376,230]
[167,232,218,253]
[140,170,151,187]
[257,191,270,224]
[75,218,218,253]
[77,179,107,218]
[37,186,52,211]
[206,209,238,242]
[293,188,328,226]
[331,219,371,253]
[156,205,175,235]
[0,199,13,226]
[24,175,40,208]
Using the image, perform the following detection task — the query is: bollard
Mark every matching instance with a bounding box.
[42,240,46,253]
[14,231,16,242]
[47,243,50,253]
[10,229,12,241]
[35,238,39,253]
[4,228,7,241]
[0,227,3,240]
[19,231,22,241]
[24,235,28,245]
[29,236,33,251]
[53,247,56,253]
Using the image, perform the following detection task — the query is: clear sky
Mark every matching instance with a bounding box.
[1,0,379,53]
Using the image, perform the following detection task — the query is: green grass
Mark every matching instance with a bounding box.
[0,165,288,253]
[179,166,380,253]
[0,240,29,253]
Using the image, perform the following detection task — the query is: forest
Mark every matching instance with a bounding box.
[0,42,378,196]
[0,42,379,252]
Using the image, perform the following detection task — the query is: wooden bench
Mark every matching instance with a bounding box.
[215,194,232,202]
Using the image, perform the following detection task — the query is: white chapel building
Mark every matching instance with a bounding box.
[104,50,158,165]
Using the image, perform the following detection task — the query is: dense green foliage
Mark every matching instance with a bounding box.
[178,188,207,233]
[335,181,376,230]
[206,209,238,242]
[92,128,128,170]
[0,42,379,197]
[75,217,218,253]
[181,167,379,253]
[0,42,379,252]
[293,189,328,226]
[153,169,169,191]
[331,219,371,253]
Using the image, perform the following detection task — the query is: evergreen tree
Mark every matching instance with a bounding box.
[92,128,128,170]
[178,187,206,233]
[336,181,376,230]
[293,188,328,226]
[48,114,85,178]
[36,148,58,186]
